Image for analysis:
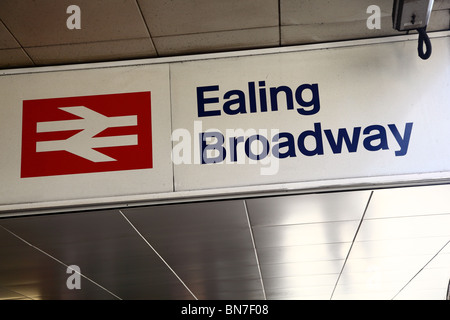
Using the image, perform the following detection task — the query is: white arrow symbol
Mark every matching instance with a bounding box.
[36,106,138,162]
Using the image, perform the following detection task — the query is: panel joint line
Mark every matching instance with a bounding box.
[330,190,374,300]
[392,239,450,300]
[119,210,198,300]
[0,224,122,300]
[243,200,267,300]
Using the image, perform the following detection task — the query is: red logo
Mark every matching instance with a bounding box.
[21,92,152,178]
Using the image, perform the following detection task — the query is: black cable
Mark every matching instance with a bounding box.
[417,26,432,60]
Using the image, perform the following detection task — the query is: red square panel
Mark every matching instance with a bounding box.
[21,92,152,178]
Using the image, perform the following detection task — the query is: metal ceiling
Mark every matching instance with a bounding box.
[0,0,449,69]
[0,0,449,301]
[1,184,450,300]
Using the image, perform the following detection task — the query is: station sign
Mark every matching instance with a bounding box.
[170,36,450,191]
[0,35,449,212]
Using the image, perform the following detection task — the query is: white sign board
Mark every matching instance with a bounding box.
[0,35,449,213]
[170,37,450,191]
[0,65,173,206]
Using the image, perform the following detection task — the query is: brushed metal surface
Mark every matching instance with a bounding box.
[1,185,450,300]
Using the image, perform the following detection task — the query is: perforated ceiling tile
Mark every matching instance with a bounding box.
[153,27,279,56]
[0,0,150,47]
[365,184,450,219]
[0,48,34,68]
[281,0,392,25]
[137,0,279,37]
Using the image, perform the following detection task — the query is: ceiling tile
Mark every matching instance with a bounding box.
[366,185,450,219]
[343,255,436,275]
[427,9,450,31]
[123,200,265,300]
[0,286,32,300]
[0,20,20,49]
[349,237,450,259]
[266,285,335,300]
[281,0,393,26]
[281,1,449,45]
[0,210,194,299]
[0,48,34,69]
[253,220,361,248]
[138,0,279,37]
[334,259,447,300]
[333,208,450,299]
[434,0,450,10]
[0,0,150,47]
[25,38,156,66]
[247,191,370,227]
[0,224,114,300]
[264,273,337,290]
[394,288,448,300]
[281,17,401,45]
[187,278,263,300]
[261,259,344,278]
[394,247,450,300]
[257,242,351,265]
[153,27,279,56]
[357,214,450,241]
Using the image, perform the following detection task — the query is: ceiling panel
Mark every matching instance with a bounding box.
[257,242,350,264]
[122,200,265,300]
[248,191,370,300]
[0,224,115,300]
[25,38,156,66]
[281,0,390,25]
[247,191,371,226]
[0,20,19,49]
[356,214,450,241]
[332,186,450,300]
[1,184,450,300]
[429,9,450,30]
[0,48,33,68]
[252,220,361,248]
[265,284,336,300]
[0,0,448,68]
[349,237,450,258]
[153,26,279,56]
[0,0,150,47]
[365,184,450,219]
[0,209,195,300]
[0,20,34,68]
[281,17,399,45]
[280,0,395,45]
[394,242,450,299]
[137,0,279,37]
[262,259,344,278]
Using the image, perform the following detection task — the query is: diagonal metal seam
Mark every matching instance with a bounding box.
[0,224,122,300]
[134,0,159,56]
[118,210,198,300]
[0,284,35,300]
[391,239,450,300]
[330,190,374,300]
[243,200,267,300]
